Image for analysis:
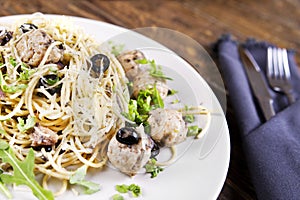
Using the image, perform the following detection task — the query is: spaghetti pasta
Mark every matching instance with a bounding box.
[0,13,129,195]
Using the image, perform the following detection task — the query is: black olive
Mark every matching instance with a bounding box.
[150,141,160,158]
[0,26,13,46]
[116,127,139,145]
[44,146,52,152]
[90,54,110,75]
[59,149,66,155]
[37,74,62,95]
[20,23,38,33]
[32,145,52,152]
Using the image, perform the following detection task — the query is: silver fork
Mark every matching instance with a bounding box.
[267,47,295,104]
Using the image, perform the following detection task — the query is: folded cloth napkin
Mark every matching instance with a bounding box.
[214,35,300,200]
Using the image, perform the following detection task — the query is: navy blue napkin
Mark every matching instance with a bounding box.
[215,35,300,200]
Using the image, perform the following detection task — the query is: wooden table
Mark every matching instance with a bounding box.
[1,0,299,199]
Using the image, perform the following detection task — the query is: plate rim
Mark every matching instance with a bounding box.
[0,13,231,200]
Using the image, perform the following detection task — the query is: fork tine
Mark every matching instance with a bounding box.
[282,48,291,80]
[276,48,285,78]
[267,47,274,77]
[272,48,280,78]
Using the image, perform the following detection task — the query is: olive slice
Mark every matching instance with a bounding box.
[90,54,110,75]
[116,127,139,145]
[0,26,13,46]
[150,141,160,158]
[38,74,61,95]
[20,23,38,33]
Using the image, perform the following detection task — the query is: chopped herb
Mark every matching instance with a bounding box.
[128,184,141,197]
[112,193,124,200]
[151,84,164,109]
[45,75,59,85]
[109,41,125,56]
[0,55,4,66]
[115,184,129,193]
[17,115,36,133]
[167,89,178,96]
[184,114,195,123]
[69,165,100,194]
[115,184,141,198]
[171,99,180,104]
[9,57,17,67]
[19,64,35,81]
[136,59,173,80]
[135,58,148,65]
[144,158,163,178]
[0,70,28,93]
[1,84,27,93]
[123,84,164,125]
[0,140,54,200]
[127,81,133,94]
[49,67,58,73]
[187,125,202,137]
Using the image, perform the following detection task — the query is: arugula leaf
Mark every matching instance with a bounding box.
[144,158,163,178]
[17,116,36,133]
[0,181,12,199]
[0,143,54,200]
[0,140,9,150]
[69,165,100,194]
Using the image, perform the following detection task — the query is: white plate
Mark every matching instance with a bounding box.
[0,14,230,200]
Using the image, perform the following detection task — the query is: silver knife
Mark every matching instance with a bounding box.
[239,47,275,120]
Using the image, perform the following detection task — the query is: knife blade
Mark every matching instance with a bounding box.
[239,47,275,120]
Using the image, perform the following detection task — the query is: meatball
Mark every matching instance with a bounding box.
[147,108,187,147]
[107,126,152,176]
[117,50,145,80]
[132,69,169,99]
[16,29,63,67]
[31,124,58,147]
